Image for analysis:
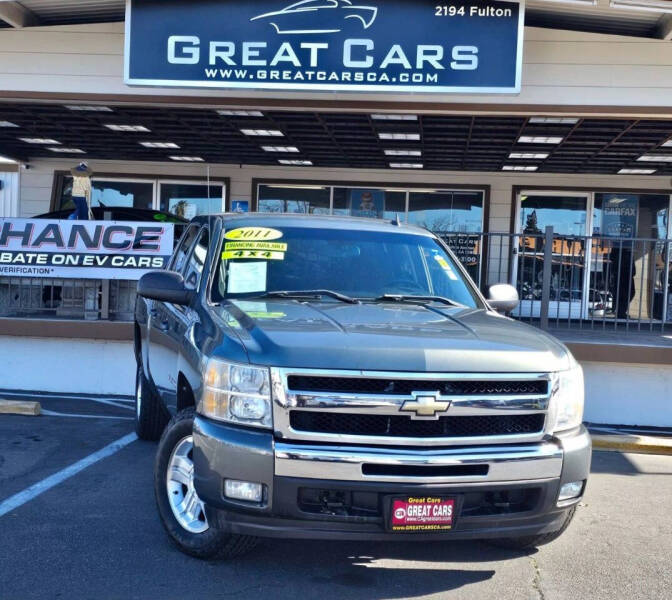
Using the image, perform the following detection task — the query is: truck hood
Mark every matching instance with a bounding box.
[212,299,570,373]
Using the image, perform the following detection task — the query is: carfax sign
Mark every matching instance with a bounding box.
[125,0,524,93]
[0,220,174,280]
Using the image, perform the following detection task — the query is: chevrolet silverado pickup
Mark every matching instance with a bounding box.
[134,214,590,559]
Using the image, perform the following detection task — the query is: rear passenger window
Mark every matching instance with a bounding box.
[171,226,199,273]
[183,229,209,291]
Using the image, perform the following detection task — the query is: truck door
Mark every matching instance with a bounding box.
[148,224,199,410]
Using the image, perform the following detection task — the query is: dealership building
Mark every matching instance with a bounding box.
[0,0,671,427]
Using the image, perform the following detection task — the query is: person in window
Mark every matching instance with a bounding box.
[69,162,94,220]
[609,246,636,320]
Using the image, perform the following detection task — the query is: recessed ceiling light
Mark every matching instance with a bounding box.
[371,114,418,121]
[637,154,672,163]
[140,141,180,148]
[618,168,656,174]
[0,155,17,164]
[509,152,550,160]
[48,147,86,154]
[279,159,313,166]
[0,121,18,127]
[503,165,538,171]
[661,139,672,148]
[169,156,205,162]
[385,149,422,156]
[518,136,564,144]
[105,124,151,132]
[379,133,421,141]
[19,137,60,144]
[529,117,579,124]
[241,128,284,137]
[390,162,423,169]
[262,146,300,153]
[217,110,264,117]
[65,105,113,112]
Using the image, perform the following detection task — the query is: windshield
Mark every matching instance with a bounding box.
[212,225,481,308]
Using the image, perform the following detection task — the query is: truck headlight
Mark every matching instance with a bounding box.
[550,362,584,433]
[199,358,272,429]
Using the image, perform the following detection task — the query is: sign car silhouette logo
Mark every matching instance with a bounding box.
[251,0,378,35]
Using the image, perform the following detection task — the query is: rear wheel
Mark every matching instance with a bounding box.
[154,408,258,560]
[488,506,577,550]
[135,363,169,441]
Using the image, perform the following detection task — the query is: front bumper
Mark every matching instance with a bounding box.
[193,417,591,541]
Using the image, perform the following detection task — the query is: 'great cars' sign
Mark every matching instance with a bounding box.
[125,0,524,94]
[0,219,174,280]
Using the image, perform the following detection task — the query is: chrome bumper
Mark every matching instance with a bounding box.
[275,441,563,484]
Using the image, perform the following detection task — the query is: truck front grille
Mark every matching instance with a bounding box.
[287,376,548,397]
[289,411,546,438]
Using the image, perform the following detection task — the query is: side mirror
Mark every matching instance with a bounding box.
[487,284,519,314]
[137,271,193,306]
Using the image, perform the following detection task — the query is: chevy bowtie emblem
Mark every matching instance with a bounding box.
[400,393,451,420]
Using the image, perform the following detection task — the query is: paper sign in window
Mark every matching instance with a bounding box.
[228,261,267,294]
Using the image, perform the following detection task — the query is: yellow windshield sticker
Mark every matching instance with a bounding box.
[224,241,288,252]
[434,255,459,280]
[224,227,283,241]
[223,250,285,261]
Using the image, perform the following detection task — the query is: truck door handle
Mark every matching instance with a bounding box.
[158,321,170,332]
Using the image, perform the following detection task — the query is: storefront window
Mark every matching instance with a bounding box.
[408,191,483,233]
[332,188,405,220]
[58,177,154,211]
[159,183,224,219]
[257,185,330,214]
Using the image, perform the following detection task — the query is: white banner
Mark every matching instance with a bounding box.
[0,219,174,280]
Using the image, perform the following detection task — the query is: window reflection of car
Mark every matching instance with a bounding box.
[251,0,378,34]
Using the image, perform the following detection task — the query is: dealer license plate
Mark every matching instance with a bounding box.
[390,496,456,533]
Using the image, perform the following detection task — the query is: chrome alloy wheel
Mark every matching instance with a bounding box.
[166,435,209,534]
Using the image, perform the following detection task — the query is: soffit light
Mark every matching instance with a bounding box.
[169,156,205,162]
[379,133,421,141]
[503,165,538,171]
[65,105,113,112]
[0,121,18,127]
[662,138,672,148]
[48,147,86,153]
[241,129,284,137]
[140,141,180,148]
[618,168,656,174]
[385,149,422,156]
[637,155,672,163]
[19,137,60,144]
[105,125,151,132]
[518,136,564,144]
[0,155,18,164]
[262,146,300,153]
[279,159,313,166]
[529,117,579,124]
[218,110,264,117]
[371,114,418,121]
[610,1,672,14]
[509,152,550,160]
[390,162,423,169]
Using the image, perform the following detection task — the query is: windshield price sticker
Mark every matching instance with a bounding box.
[223,250,285,261]
[434,255,459,280]
[224,227,284,241]
[224,241,288,252]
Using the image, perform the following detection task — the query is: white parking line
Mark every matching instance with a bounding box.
[0,432,138,518]
[41,409,134,421]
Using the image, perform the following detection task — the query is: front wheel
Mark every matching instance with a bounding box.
[488,506,577,550]
[154,408,258,560]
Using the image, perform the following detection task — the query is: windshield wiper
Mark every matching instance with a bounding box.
[369,294,466,308]
[262,290,360,304]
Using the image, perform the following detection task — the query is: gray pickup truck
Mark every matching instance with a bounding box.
[134,214,591,559]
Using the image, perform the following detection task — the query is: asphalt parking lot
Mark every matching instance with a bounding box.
[1,397,671,600]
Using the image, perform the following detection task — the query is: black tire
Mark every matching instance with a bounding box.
[488,506,577,550]
[154,408,259,560]
[135,363,169,441]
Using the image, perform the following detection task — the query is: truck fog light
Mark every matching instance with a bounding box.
[230,395,267,420]
[224,480,264,503]
[558,481,584,502]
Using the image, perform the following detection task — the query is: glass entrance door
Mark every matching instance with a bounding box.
[513,192,590,320]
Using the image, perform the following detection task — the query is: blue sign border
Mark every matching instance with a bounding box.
[124,0,525,94]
